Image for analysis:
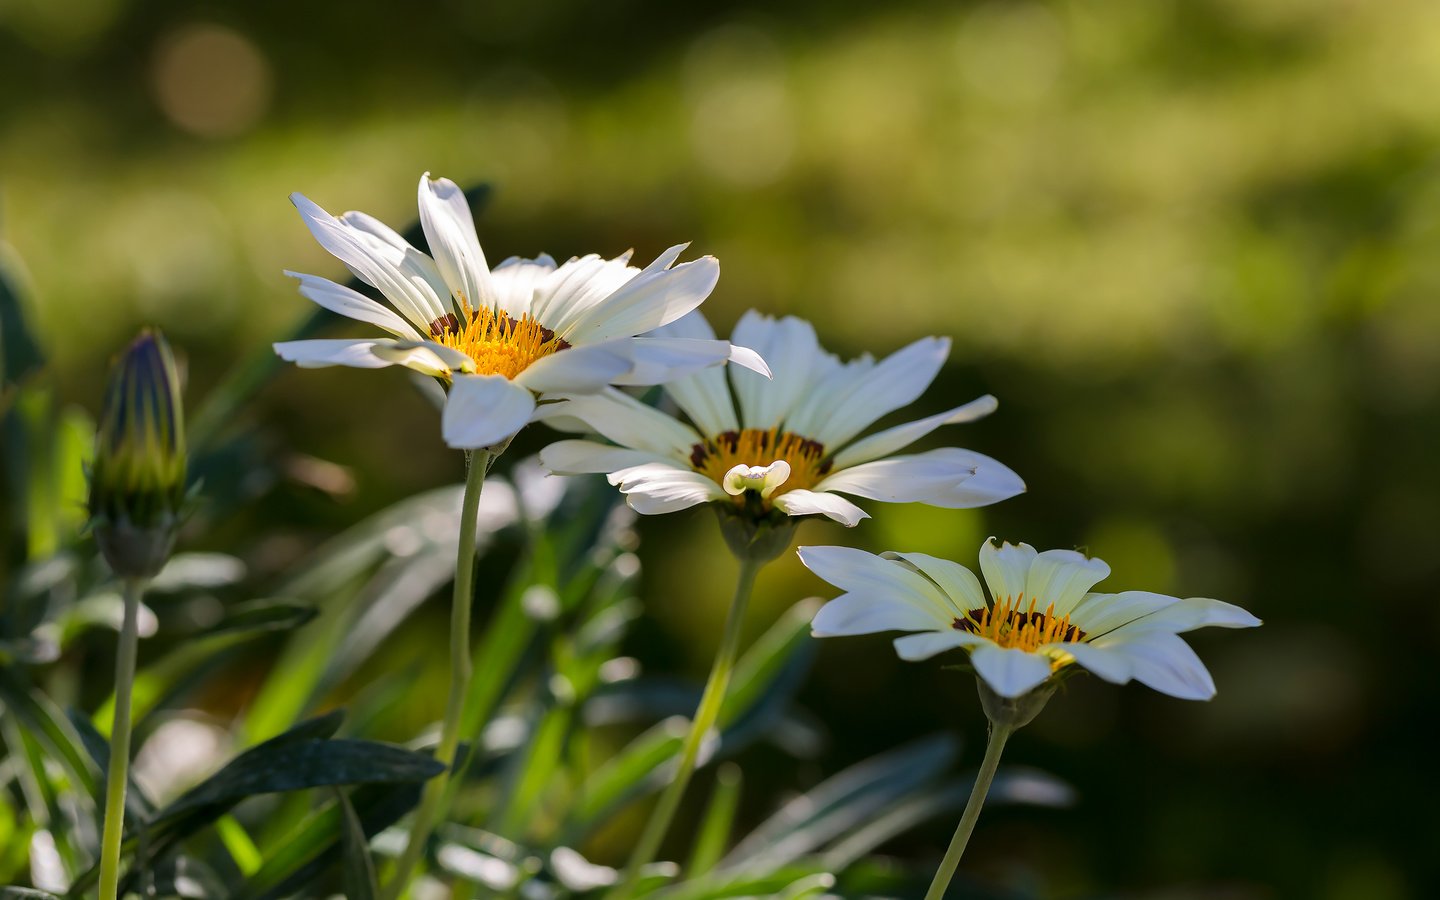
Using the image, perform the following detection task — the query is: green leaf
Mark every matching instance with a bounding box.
[90,599,318,730]
[200,598,317,637]
[686,763,743,877]
[234,781,426,900]
[66,709,155,824]
[0,671,102,804]
[561,602,818,845]
[0,240,45,395]
[822,767,1074,869]
[336,789,379,900]
[155,738,443,830]
[240,485,468,743]
[64,712,348,896]
[720,735,959,876]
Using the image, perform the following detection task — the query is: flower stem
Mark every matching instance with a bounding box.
[382,449,491,900]
[607,556,763,900]
[98,578,144,900]
[924,721,1013,900]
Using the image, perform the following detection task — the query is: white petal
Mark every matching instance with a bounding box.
[608,337,732,386]
[924,449,1026,509]
[538,440,669,475]
[1024,549,1111,617]
[370,340,475,377]
[726,343,770,376]
[561,247,719,343]
[802,336,951,449]
[978,537,1038,605]
[488,254,558,319]
[1053,642,1133,683]
[729,312,825,430]
[772,489,869,526]
[418,174,497,312]
[274,339,390,369]
[1102,596,1262,638]
[811,594,950,637]
[513,345,633,394]
[969,644,1054,699]
[441,374,536,449]
[338,211,454,329]
[881,552,987,613]
[894,630,987,661]
[831,395,999,469]
[813,453,977,503]
[781,352,870,440]
[530,252,639,335]
[291,193,448,328]
[644,313,742,436]
[538,389,701,459]
[285,271,422,340]
[608,462,725,514]
[796,545,953,620]
[1069,591,1179,638]
[1095,632,1217,700]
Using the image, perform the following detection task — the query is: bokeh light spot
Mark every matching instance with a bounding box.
[151,23,273,139]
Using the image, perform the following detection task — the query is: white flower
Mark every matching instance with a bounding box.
[536,312,1024,526]
[274,173,767,449]
[799,538,1261,700]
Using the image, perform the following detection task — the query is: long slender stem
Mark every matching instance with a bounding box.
[98,578,144,900]
[383,450,491,900]
[607,556,764,900]
[924,721,1013,900]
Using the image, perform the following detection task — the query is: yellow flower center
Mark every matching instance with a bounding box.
[954,597,1086,657]
[429,307,569,379]
[690,428,832,503]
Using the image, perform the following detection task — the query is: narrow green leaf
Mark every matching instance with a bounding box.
[336,789,379,900]
[822,767,1075,869]
[717,599,818,728]
[234,782,425,900]
[216,814,264,876]
[686,764,743,877]
[0,671,102,803]
[0,239,45,393]
[775,872,837,899]
[721,735,959,875]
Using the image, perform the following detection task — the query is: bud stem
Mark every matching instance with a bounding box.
[98,577,145,900]
[382,449,491,900]
[924,720,1014,900]
[607,553,765,900]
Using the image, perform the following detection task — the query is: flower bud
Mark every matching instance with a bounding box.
[88,330,187,578]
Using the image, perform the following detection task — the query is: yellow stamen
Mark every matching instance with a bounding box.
[954,597,1086,660]
[691,428,830,504]
[430,305,568,379]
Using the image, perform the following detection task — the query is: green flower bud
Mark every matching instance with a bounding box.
[88,329,187,578]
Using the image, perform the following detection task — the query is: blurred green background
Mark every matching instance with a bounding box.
[4,0,1438,896]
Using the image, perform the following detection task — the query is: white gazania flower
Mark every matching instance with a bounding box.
[536,312,1024,526]
[274,173,767,449]
[800,538,1261,700]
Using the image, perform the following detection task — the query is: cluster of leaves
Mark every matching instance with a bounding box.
[0,196,1068,899]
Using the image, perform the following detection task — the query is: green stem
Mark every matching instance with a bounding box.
[607,556,764,900]
[382,450,491,900]
[98,578,144,900]
[923,721,1013,900]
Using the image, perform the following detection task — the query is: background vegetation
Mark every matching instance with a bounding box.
[3,0,1438,896]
